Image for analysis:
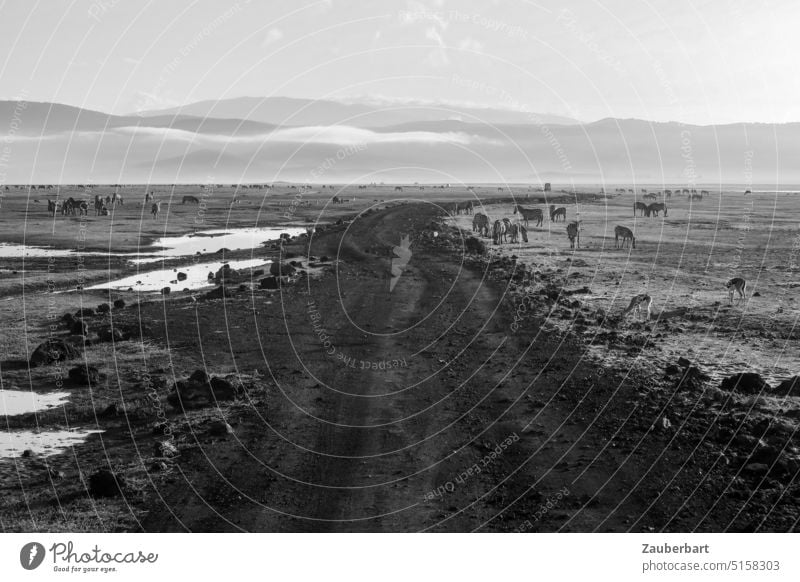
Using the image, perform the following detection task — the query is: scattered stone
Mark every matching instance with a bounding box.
[61,312,76,326]
[68,364,100,386]
[98,403,119,417]
[677,357,692,368]
[161,286,171,295]
[113,298,126,309]
[720,372,771,395]
[753,291,761,297]
[29,339,83,367]
[252,269,265,277]
[675,366,710,391]
[74,307,95,318]
[208,420,234,437]
[665,364,681,376]
[259,276,279,289]
[96,303,111,314]
[177,272,188,281]
[88,469,125,498]
[97,326,125,343]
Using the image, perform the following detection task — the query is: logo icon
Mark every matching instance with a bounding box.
[20,542,46,570]
[390,234,412,292]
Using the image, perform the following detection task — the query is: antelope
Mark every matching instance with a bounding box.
[726,277,746,305]
[566,221,580,249]
[615,225,635,249]
[513,204,543,227]
[549,205,567,222]
[473,213,490,237]
[151,201,162,220]
[622,294,652,321]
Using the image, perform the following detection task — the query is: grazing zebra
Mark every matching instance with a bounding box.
[332,196,342,204]
[462,201,474,215]
[646,202,667,217]
[566,221,580,249]
[76,201,88,215]
[394,186,403,191]
[634,201,648,216]
[513,204,543,227]
[614,225,636,249]
[182,195,200,204]
[622,294,652,321]
[726,277,747,305]
[507,222,528,243]
[642,193,657,200]
[94,197,105,216]
[549,205,567,222]
[472,213,490,237]
[492,220,508,244]
[151,201,162,220]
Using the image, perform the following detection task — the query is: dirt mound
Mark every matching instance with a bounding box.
[720,372,771,395]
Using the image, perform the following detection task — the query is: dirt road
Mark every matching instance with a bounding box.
[136,202,740,532]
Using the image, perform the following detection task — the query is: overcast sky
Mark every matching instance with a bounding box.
[0,0,797,124]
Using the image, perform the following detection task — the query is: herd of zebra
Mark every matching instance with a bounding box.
[468,204,582,248]
[42,191,207,220]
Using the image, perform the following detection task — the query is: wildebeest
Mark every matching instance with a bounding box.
[151,201,162,220]
[513,204,543,227]
[182,195,200,204]
[549,205,567,222]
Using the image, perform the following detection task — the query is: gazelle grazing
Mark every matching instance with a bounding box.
[622,294,652,321]
[566,221,580,249]
[614,225,635,249]
[726,277,747,305]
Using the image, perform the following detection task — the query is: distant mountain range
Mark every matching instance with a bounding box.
[0,98,797,184]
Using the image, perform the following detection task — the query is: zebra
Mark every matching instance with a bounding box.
[549,205,567,222]
[615,225,635,249]
[513,204,543,227]
[634,201,648,216]
[622,294,652,321]
[492,220,508,244]
[462,201,474,215]
[76,200,88,215]
[507,222,528,243]
[94,197,105,216]
[566,221,580,249]
[646,202,667,217]
[151,201,162,220]
[472,213,490,237]
[182,195,200,204]
[394,186,403,191]
[726,277,747,305]
[47,199,61,216]
[332,196,342,204]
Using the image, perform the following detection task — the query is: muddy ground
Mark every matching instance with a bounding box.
[1,185,799,532]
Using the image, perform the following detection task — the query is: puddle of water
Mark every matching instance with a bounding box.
[132,226,307,263]
[0,243,109,259]
[0,429,103,458]
[0,226,306,262]
[1,390,71,416]
[86,258,272,292]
